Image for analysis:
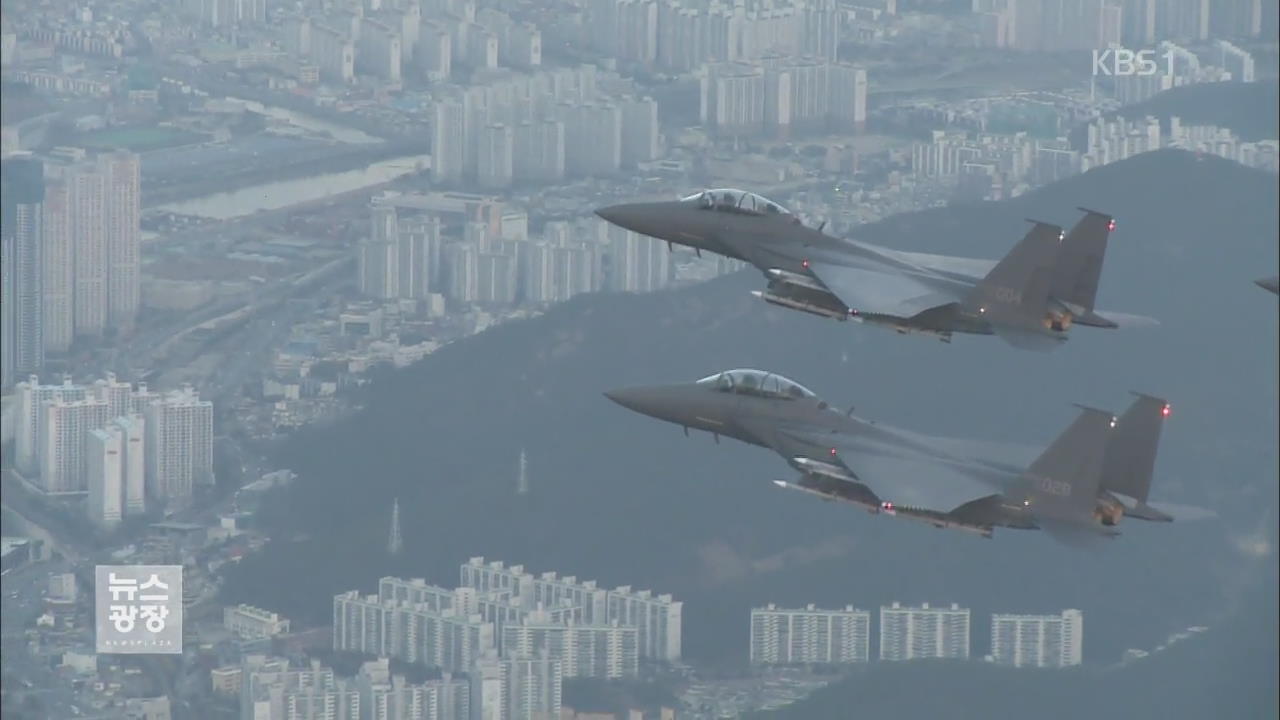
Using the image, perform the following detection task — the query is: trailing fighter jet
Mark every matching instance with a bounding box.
[595,189,1155,350]
[605,368,1185,543]
[1256,276,1279,295]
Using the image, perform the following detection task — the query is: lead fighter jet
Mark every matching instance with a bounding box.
[606,369,1183,543]
[596,189,1155,350]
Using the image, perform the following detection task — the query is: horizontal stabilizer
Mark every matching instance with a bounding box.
[1039,516,1120,548]
[1124,502,1174,522]
[1127,500,1217,522]
[1085,310,1160,329]
[993,324,1067,352]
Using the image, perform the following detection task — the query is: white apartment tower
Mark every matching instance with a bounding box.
[431,98,466,183]
[92,371,133,418]
[501,614,639,679]
[86,426,124,528]
[113,414,146,515]
[40,177,74,354]
[505,654,562,720]
[1,155,45,383]
[41,149,141,340]
[102,151,140,331]
[85,414,145,524]
[619,96,660,167]
[14,374,87,475]
[990,609,1083,668]
[879,602,971,662]
[459,558,682,661]
[143,384,214,508]
[477,123,514,189]
[469,655,506,720]
[606,224,669,293]
[360,204,400,299]
[750,603,871,665]
[38,396,110,493]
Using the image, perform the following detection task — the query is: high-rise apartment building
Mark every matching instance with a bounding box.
[40,177,74,354]
[477,123,514,189]
[501,613,639,678]
[86,426,124,528]
[38,396,110,493]
[332,591,496,673]
[143,384,214,508]
[459,558,682,661]
[1,155,45,385]
[619,96,660,168]
[504,654,562,720]
[83,415,144,525]
[101,151,140,331]
[112,414,146,516]
[360,205,400,300]
[432,98,466,183]
[606,224,669,293]
[241,657,360,720]
[469,653,562,720]
[750,603,871,665]
[355,658,470,720]
[990,609,1083,668]
[14,374,86,475]
[879,602,971,662]
[41,149,141,340]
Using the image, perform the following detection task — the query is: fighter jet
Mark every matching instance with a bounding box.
[595,189,1155,350]
[1256,276,1279,295]
[605,368,1181,543]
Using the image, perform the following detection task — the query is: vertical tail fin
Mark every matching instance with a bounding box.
[1052,208,1113,312]
[966,221,1063,325]
[1012,405,1115,524]
[1103,392,1174,522]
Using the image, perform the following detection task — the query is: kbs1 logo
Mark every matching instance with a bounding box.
[95,565,184,655]
[1091,48,1174,77]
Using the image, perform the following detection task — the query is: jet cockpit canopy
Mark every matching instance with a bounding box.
[696,368,816,400]
[680,188,791,216]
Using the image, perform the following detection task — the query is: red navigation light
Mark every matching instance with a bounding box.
[802,259,810,269]
[1161,404,1171,417]
[1107,218,1117,232]
[881,502,895,512]
[829,447,838,457]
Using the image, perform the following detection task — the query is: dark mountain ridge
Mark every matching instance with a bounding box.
[224,150,1277,683]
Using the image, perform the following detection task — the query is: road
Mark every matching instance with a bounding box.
[1,559,86,720]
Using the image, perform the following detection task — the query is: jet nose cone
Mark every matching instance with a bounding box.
[594,202,663,238]
[594,204,633,229]
[603,387,647,414]
[604,385,688,423]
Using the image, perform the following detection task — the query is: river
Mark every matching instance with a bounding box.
[155,153,430,221]
[225,97,384,145]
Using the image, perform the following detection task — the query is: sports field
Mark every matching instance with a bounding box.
[78,126,209,152]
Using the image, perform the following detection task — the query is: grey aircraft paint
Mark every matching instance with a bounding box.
[605,369,1185,543]
[595,189,1156,350]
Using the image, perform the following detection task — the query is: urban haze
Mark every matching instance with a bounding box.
[0,2,1277,720]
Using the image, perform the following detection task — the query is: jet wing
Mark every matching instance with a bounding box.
[875,247,997,283]
[805,260,959,319]
[776,427,1013,513]
[1086,310,1160,328]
